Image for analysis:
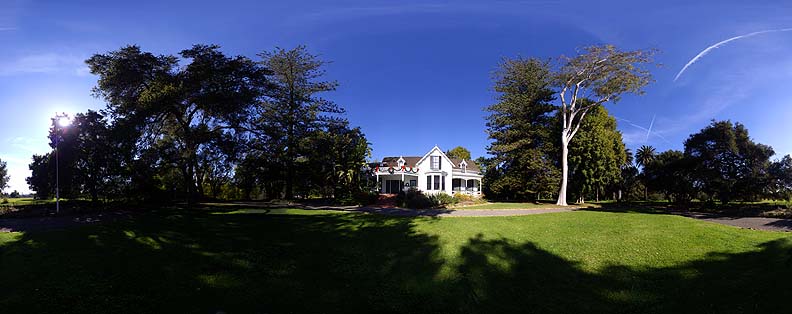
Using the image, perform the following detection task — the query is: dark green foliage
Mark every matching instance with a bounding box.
[567,105,626,202]
[26,153,54,199]
[484,57,560,200]
[0,158,8,193]
[445,146,472,160]
[86,44,264,205]
[397,188,434,209]
[643,150,698,204]
[253,45,345,200]
[24,44,371,205]
[769,155,792,201]
[683,120,775,203]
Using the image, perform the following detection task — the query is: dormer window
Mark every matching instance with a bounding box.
[431,156,440,170]
[460,160,468,173]
[397,157,405,168]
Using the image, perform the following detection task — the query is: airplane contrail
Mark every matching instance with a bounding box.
[674,27,792,82]
[615,117,672,145]
[645,114,655,143]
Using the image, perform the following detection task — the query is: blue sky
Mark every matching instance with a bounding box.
[2,0,792,193]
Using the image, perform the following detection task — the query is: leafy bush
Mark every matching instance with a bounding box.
[452,193,474,203]
[350,190,379,206]
[397,188,434,209]
[429,192,456,207]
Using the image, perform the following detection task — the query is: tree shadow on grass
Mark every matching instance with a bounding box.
[2,211,792,313]
[451,235,792,314]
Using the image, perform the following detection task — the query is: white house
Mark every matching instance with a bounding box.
[373,146,483,196]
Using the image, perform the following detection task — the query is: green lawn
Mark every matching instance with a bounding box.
[454,201,598,210]
[1,208,791,313]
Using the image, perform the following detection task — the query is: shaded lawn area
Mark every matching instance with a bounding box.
[2,209,792,313]
[455,201,599,210]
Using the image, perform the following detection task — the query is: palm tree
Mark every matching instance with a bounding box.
[635,145,656,168]
[635,145,656,200]
[624,147,634,167]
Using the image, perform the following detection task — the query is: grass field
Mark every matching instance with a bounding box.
[454,201,599,210]
[2,208,792,313]
[0,197,49,206]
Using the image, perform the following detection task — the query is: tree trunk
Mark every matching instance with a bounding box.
[556,137,569,206]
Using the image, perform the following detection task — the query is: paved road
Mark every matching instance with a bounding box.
[672,211,792,232]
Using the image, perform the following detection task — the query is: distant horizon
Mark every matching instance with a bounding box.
[3,0,792,194]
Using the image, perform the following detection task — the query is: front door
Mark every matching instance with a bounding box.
[385,180,402,194]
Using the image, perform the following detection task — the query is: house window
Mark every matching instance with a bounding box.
[433,175,440,190]
[442,176,446,190]
[431,156,440,170]
[410,179,417,188]
[426,176,432,190]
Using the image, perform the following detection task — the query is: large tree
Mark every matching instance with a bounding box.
[0,158,9,194]
[770,155,792,201]
[635,145,656,200]
[684,120,775,203]
[484,57,559,200]
[567,105,627,203]
[86,44,264,205]
[554,45,656,205]
[253,46,344,199]
[27,153,54,199]
[446,146,472,160]
[643,150,697,203]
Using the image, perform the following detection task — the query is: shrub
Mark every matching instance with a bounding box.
[398,188,434,209]
[351,190,379,206]
[429,192,456,207]
[452,193,474,203]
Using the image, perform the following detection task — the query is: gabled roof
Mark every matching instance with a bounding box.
[379,146,481,173]
[380,156,422,168]
[450,158,480,173]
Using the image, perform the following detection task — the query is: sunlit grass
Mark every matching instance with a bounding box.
[454,202,599,210]
[1,208,791,313]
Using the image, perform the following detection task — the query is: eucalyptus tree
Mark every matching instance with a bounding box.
[86,44,265,205]
[554,45,656,205]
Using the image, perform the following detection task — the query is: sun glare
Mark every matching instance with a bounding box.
[57,116,72,127]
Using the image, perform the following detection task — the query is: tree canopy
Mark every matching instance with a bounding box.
[446,146,472,160]
[554,45,657,205]
[0,158,9,193]
[26,44,371,204]
[484,57,559,200]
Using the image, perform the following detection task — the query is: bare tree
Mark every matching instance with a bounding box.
[555,45,656,206]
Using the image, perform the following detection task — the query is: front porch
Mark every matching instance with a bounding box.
[376,174,419,194]
[452,178,482,196]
